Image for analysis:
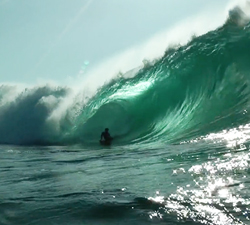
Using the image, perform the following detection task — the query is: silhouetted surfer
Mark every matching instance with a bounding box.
[100,128,113,145]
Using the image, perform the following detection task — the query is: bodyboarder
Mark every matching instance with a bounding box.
[100,128,113,143]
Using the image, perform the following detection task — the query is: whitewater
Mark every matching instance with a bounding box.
[1,3,250,225]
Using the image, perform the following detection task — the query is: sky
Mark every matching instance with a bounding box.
[0,0,233,84]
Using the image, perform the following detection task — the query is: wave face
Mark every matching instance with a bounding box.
[1,6,250,146]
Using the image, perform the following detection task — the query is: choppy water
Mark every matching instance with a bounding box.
[1,138,250,224]
[1,4,250,225]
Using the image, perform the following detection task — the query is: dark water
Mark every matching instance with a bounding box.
[1,5,250,225]
[0,140,250,224]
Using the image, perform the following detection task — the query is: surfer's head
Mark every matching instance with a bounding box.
[105,128,109,131]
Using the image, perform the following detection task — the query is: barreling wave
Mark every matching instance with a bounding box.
[1,5,250,146]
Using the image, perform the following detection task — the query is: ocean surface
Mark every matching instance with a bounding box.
[1,5,250,225]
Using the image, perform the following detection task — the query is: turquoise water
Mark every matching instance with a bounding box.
[1,6,250,225]
[1,140,250,224]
